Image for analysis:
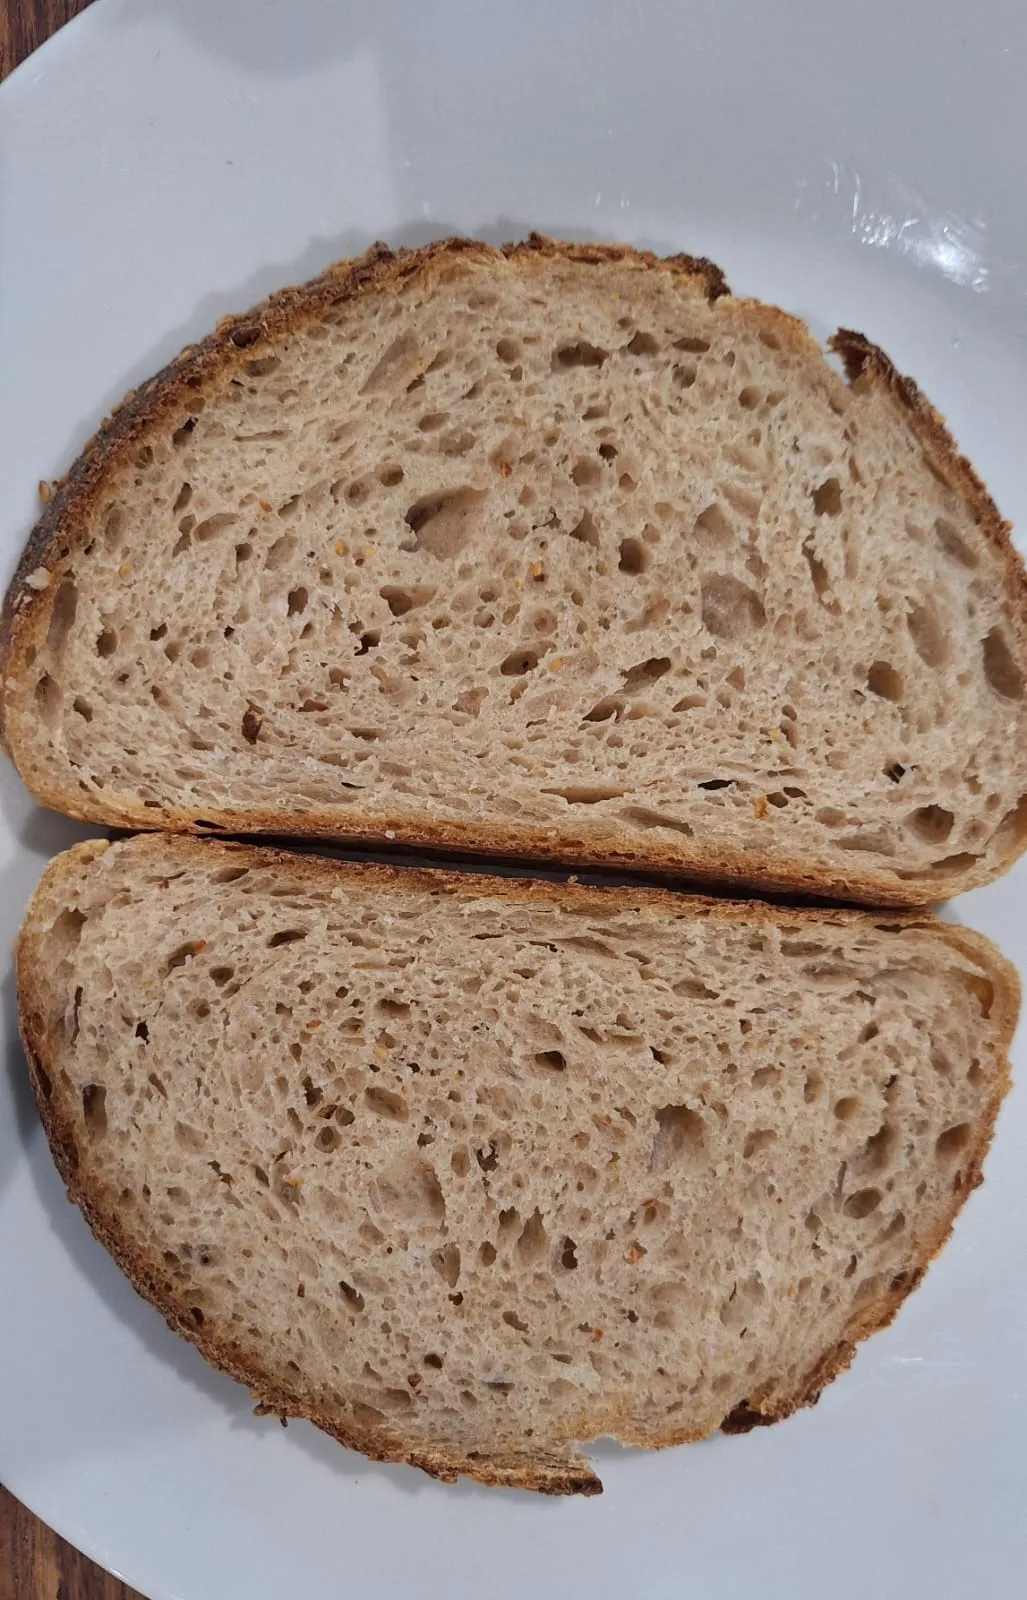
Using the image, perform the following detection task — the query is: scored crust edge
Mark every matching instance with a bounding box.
[16,835,1020,1494]
[1,238,1026,905]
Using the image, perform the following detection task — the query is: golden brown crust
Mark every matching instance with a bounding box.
[830,329,1027,630]
[16,835,1018,1492]
[4,239,1024,905]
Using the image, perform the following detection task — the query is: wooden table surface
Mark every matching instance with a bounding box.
[1,9,145,1599]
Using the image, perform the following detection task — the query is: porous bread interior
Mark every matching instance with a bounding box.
[22,836,1008,1486]
[11,246,1027,897]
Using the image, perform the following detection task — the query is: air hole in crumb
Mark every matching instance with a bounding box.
[701,575,765,639]
[935,1123,971,1164]
[287,587,308,617]
[380,584,434,618]
[866,661,903,702]
[935,516,979,568]
[905,805,954,845]
[476,1140,499,1172]
[569,510,600,548]
[500,648,539,676]
[339,1279,365,1310]
[516,1209,548,1265]
[96,629,117,658]
[267,928,307,948]
[694,502,733,542]
[907,603,948,668]
[365,1086,408,1122]
[431,1242,461,1288]
[82,1083,107,1137]
[404,487,486,560]
[651,1104,705,1167]
[843,1187,882,1218]
[572,457,602,488]
[812,477,842,516]
[834,1096,860,1121]
[982,628,1024,700]
[553,339,608,370]
[618,537,649,575]
[195,513,238,543]
[622,655,670,690]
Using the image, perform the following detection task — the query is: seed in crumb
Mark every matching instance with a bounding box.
[334,538,347,556]
[38,481,52,502]
[259,499,272,514]
[23,567,51,591]
[496,460,512,478]
[384,829,396,840]
[548,657,564,673]
[118,563,133,579]
[752,795,769,819]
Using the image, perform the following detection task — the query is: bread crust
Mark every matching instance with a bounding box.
[17,835,1019,1494]
[2,237,1024,906]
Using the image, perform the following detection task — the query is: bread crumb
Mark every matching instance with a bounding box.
[385,829,396,839]
[38,480,52,502]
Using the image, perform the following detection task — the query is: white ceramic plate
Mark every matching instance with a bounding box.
[2,2,1026,1595]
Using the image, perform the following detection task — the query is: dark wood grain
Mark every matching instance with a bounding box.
[0,0,94,79]
[0,1485,145,1600]
[1,6,140,1600]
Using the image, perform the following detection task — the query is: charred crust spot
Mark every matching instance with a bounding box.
[720,1400,774,1433]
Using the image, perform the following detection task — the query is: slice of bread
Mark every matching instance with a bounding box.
[3,236,1025,905]
[19,833,1017,1494]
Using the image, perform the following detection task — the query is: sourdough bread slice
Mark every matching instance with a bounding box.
[2,238,1026,904]
[19,834,1017,1493]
